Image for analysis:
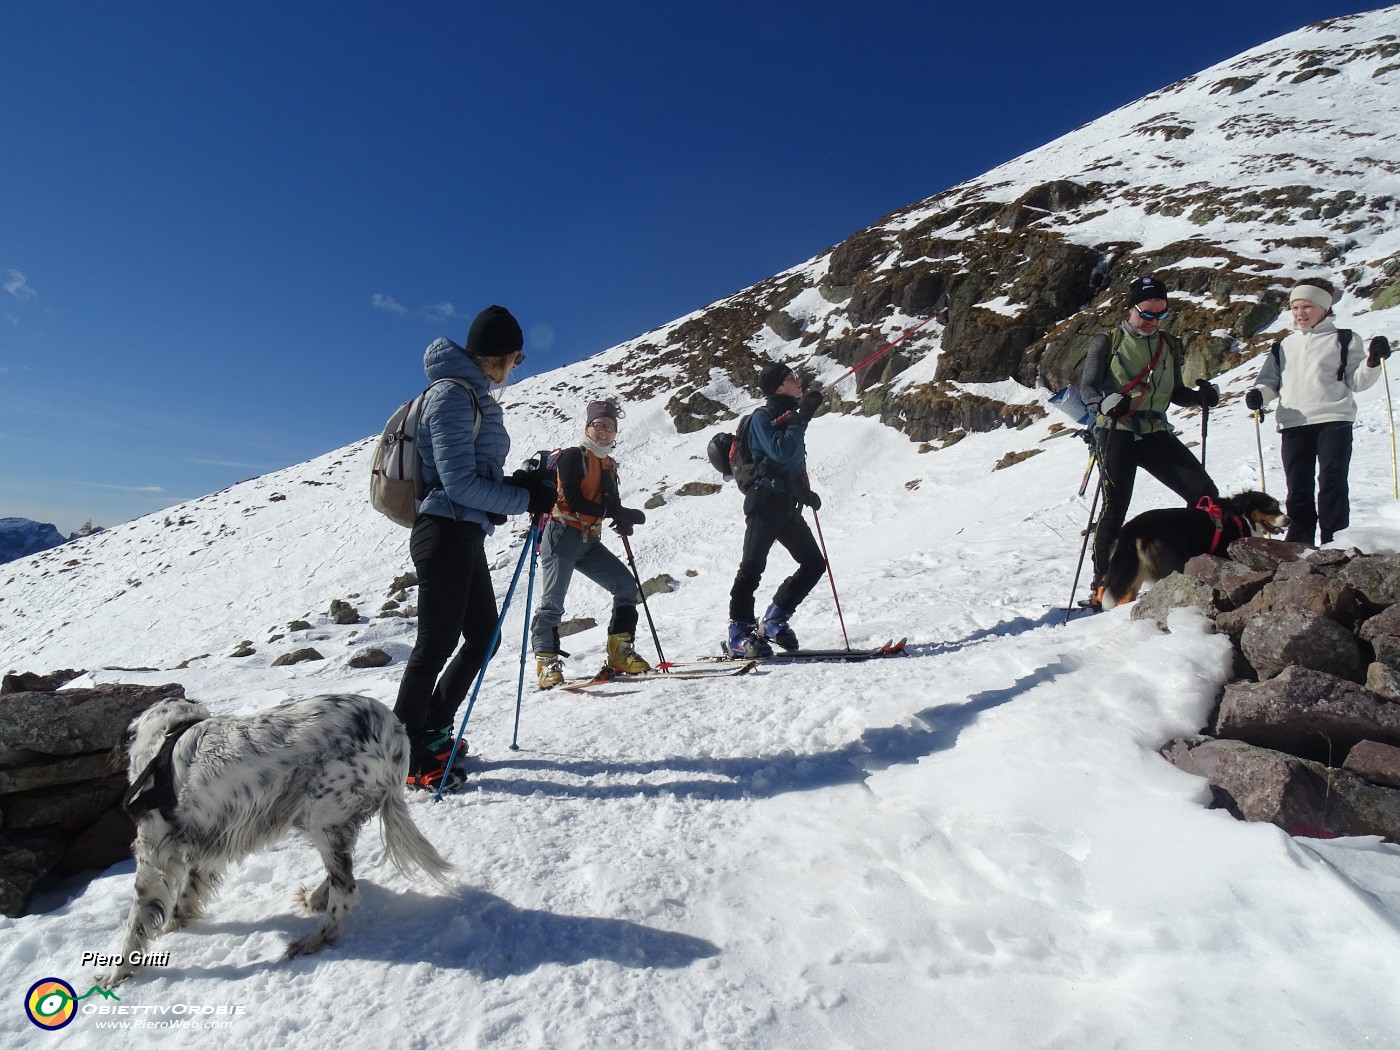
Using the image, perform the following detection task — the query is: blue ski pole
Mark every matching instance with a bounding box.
[510,516,546,750]
[436,519,540,801]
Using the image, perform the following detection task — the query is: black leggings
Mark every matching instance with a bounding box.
[393,516,499,761]
[1281,422,1353,544]
[1092,428,1217,583]
[729,488,827,622]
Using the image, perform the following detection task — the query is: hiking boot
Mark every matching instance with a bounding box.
[406,761,465,793]
[727,620,773,659]
[606,633,651,674]
[761,602,800,651]
[406,731,467,792]
[536,653,565,690]
[1076,584,1104,613]
[423,725,469,774]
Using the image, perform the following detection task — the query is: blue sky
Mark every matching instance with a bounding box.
[0,1,1379,535]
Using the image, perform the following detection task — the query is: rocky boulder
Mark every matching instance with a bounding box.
[1183,555,1273,612]
[0,681,185,917]
[1339,554,1400,607]
[1163,736,1400,841]
[1344,740,1400,790]
[1217,667,1400,762]
[1239,606,1364,682]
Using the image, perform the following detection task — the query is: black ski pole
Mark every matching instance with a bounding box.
[1064,467,1103,626]
[437,519,539,800]
[1200,404,1209,469]
[1064,430,1113,625]
[620,532,669,671]
[510,515,546,750]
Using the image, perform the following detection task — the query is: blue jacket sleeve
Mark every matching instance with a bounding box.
[427,386,529,517]
[748,409,808,477]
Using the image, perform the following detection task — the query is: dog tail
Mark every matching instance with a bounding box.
[1101,538,1147,611]
[379,793,455,887]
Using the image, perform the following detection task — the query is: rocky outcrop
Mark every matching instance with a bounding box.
[272,648,324,666]
[329,599,361,625]
[1141,542,1400,842]
[347,647,392,669]
[0,681,184,916]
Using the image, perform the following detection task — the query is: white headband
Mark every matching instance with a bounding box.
[1290,284,1333,311]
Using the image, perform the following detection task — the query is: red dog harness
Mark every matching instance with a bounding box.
[1195,496,1247,554]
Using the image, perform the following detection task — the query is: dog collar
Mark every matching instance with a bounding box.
[123,719,203,820]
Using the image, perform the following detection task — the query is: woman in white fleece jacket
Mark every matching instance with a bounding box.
[1244,281,1388,545]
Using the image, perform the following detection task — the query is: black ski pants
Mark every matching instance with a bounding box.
[1092,427,1217,585]
[729,487,827,623]
[1281,421,1353,545]
[394,515,500,767]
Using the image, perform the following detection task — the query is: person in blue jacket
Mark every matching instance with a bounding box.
[726,362,827,658]
[394,305,554,790]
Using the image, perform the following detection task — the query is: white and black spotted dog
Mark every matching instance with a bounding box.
[98,694,454,987]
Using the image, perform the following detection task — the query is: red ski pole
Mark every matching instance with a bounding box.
[829,315,936,387]
[810,508,850,650]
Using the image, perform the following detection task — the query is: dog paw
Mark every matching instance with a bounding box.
[284,930,333,958]
[295,882,330,914]
[96,967,131,990]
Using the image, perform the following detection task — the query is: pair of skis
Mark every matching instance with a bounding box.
[707,636,908,664]
[558,638,908,692]
[559,659,758,692]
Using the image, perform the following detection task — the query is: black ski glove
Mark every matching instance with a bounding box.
[1368,335,1392,368]
[610,506,646,536]
[795,385,824,422]
[1244,388,1264,412]
[1099,392,1132,419]
[802,490,822,511]
[507,469,557,517]
[526,476,556,517]
[1195,380,1220,408]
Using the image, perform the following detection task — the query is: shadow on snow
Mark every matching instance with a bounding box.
[469,654,1075,803]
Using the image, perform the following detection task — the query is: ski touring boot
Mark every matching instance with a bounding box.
[761,602,800,652]
[537,653,565,690]
[727,619,773,660]
[607,632,651,674]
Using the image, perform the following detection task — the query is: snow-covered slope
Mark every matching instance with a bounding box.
[5,9,1400,1049]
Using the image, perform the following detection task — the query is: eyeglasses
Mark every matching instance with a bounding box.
[587,420,617,432]
[1135,307,1169,321]
[511,350,527,367]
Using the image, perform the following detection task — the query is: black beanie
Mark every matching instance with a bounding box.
[759,361,794,396]
[1127,276,1169,306]
[465,305,524,357]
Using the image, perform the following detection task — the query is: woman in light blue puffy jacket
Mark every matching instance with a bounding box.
[394,306,554,789]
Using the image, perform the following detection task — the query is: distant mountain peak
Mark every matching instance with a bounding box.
[0,518,70,564]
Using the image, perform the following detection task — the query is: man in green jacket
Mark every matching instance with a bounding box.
[1078,276,1220,610]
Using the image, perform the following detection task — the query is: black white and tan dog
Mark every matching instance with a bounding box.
[1101,491,1289,610]
[98,694,453,987]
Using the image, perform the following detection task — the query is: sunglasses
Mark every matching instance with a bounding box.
[1135,307,1169,321]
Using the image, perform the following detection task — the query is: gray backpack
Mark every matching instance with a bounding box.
[369,379,480,527]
